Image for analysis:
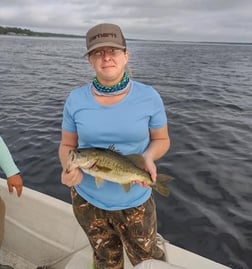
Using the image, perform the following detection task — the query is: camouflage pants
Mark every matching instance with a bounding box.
[71,188,165,269]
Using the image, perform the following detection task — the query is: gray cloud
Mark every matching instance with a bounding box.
[0,0,252,42]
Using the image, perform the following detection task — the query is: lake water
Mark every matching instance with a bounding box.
[0,35,251,269]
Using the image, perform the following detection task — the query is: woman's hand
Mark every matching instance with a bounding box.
[133,155,157,188]
[61,168,83,187]
[143,156,157,182]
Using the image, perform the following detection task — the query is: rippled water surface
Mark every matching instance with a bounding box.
[0,35,252,269]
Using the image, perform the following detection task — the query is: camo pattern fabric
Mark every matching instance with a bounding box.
[71,187,165,269]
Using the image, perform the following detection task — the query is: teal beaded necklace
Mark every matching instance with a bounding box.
[92,72,130,96]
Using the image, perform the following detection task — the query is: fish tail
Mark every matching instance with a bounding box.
[152,174,174,196]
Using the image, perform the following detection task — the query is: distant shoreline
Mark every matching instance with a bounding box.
[0,26,84,39]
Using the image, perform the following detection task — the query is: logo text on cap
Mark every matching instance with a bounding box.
[90,33,117,43]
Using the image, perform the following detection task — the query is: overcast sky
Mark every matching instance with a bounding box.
[1,0,252,42]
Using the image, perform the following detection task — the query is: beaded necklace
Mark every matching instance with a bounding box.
[92,72,130,96]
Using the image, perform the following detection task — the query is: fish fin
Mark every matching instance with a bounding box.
[121,183,131,192]
[108,144,121,153]
[152,174,174,196]
[126,154,146,169]
[95,177,104,188]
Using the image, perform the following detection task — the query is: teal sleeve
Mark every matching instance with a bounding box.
[0,136,20,177]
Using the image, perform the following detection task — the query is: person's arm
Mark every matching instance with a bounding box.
[58,130,83,187]
[143,125,170,161]
[0,136,23,196]
[142,125,170,182]
[0,136,20,177]
[58,131,78,170]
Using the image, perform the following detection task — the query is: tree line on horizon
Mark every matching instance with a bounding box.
[0,26,83,38]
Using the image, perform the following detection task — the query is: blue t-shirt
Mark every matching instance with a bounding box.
[62,80,167,210]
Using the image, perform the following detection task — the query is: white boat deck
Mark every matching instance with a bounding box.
[0,236,233,269]
[0,247,36,269]
[0,178,232,269]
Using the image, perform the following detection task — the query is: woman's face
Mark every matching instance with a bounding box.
[88,46,129,86]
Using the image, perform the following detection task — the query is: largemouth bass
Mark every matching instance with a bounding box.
[66,146,173,196]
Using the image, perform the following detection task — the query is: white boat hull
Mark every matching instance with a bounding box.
[0,178,231,269]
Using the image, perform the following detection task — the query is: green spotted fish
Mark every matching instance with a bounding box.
[66,146,173,196]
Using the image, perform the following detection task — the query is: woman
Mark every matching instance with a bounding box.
[59,23,170,269]
[0,136,23,247]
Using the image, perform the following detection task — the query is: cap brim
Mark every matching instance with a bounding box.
[84,42,126,56]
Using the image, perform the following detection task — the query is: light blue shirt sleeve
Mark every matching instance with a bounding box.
[0,136,20,178]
